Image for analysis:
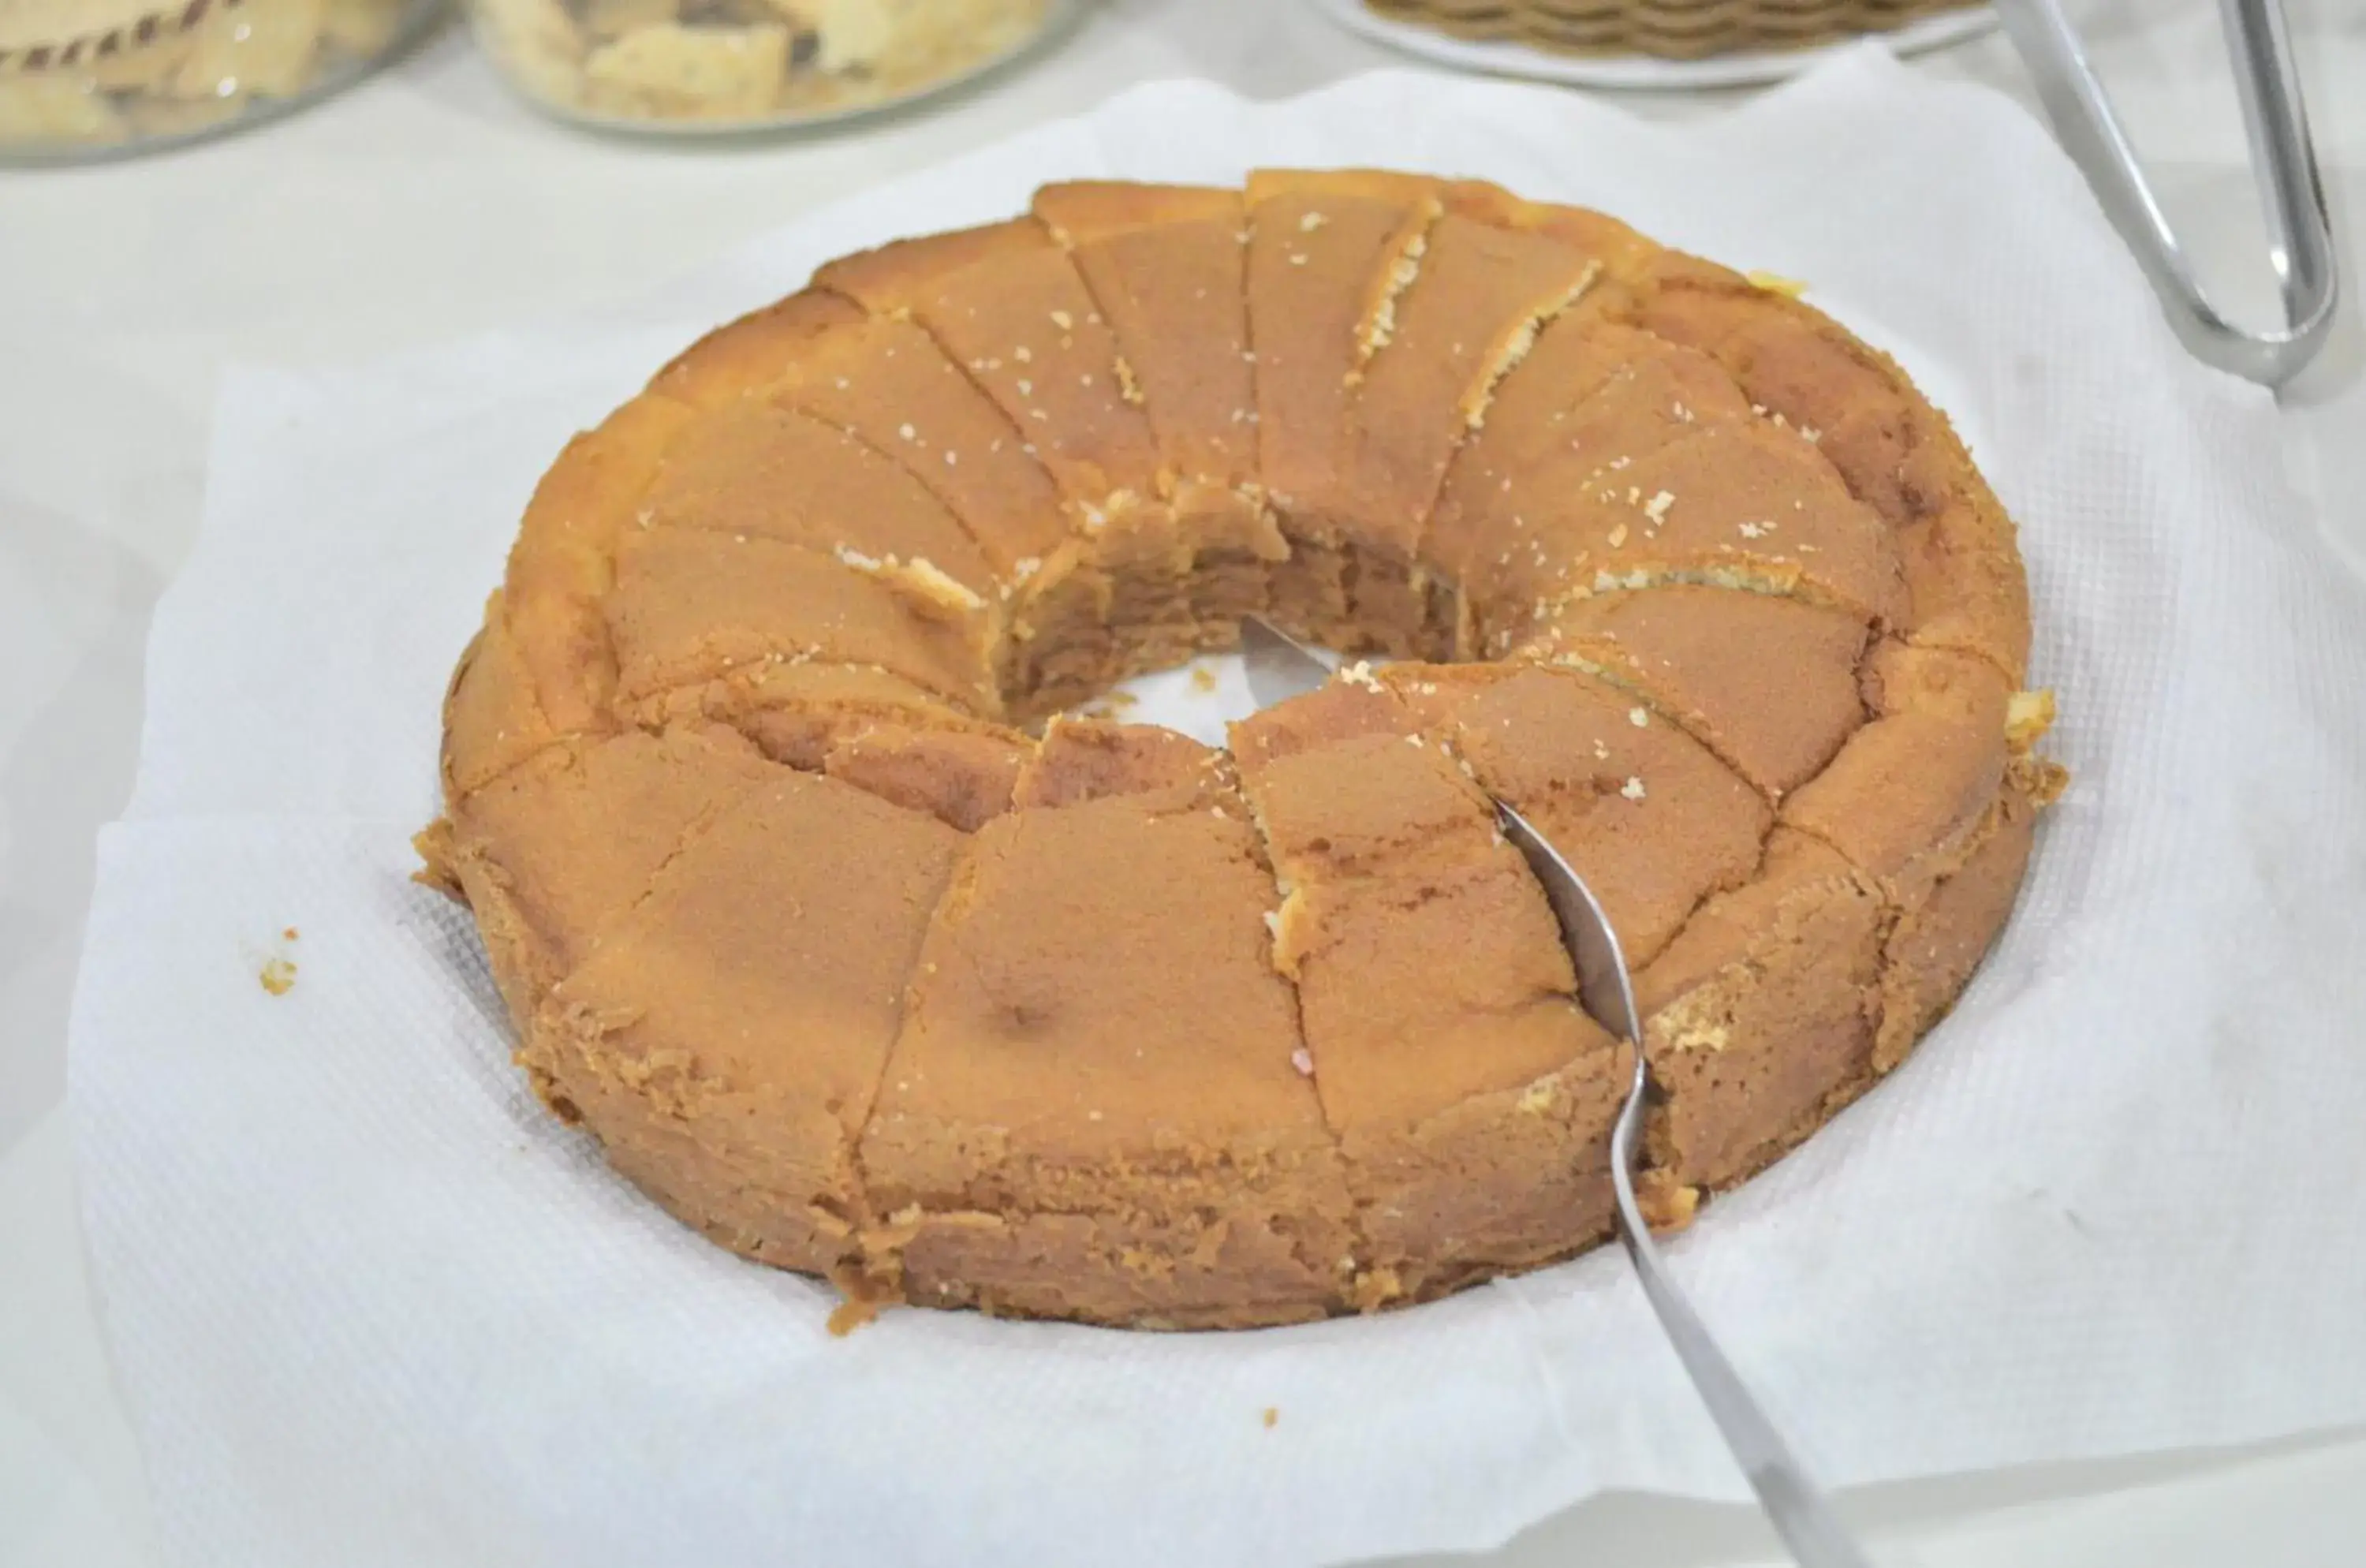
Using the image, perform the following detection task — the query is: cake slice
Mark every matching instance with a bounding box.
[767,317,1069,578]
[1030,182,1260,496]
[1625,256,2030,681]
[1424,320,1683,584]
[632,659,1006,771]
[527,771,962,1281]
[604,528,999,715]
[1511,200,1665,289]
[1468,416,1909,647]
[857,775,1355,1327]
[1633,827,1884,1193]
[1232,694,1627,1305]
[1781,642,2011,913]
[911,246,1165,508]
[818,215,1181,657]
[431,723,778,1030]
[1870,778,2039,1072]
[1013,714,1235,812]
[640,400,995,597]
[812,218,1054,314]
[1518,586,1872,799]
[1328,211,1599,599]
[820,722,1031,832]
[503,391,698,734]
[1244,169,1441,642]
[1434,330,1757,629]
[438,604,565,799]
[1033,181,1287,627]
[646,287,864,409]
[905,243,1195,678]
[763,316,1106,709]
[1385,662,1771,968]
[1780,638,2061,1074]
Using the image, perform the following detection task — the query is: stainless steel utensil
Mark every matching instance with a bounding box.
[1238,617,1874,1568]
[1998,0,2338,386]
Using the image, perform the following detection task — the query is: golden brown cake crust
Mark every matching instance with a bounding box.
[423,173,2053,1329]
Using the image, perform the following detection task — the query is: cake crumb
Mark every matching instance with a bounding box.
[1746,270,1809,297]
[1644,491,1675,525]
[282,926,299,941]
[1621,775,1648,801]
[1262,1406,1280,1428]
[1189,664,1218,693]
[2006,688,2058,749]
[259,957,297,996]
[826,1297,880,1338]
[1638,1170,1701,1231]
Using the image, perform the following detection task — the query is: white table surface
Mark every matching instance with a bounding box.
[4,2,2363,1563]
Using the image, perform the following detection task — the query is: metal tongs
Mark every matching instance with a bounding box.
[1241,619,1875,1567]
[1998,0,2339,387]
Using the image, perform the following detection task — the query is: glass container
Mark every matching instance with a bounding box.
[0,0,442,163]
[465,0,1077,136]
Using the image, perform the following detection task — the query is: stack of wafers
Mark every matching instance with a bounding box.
[1364,0,1982,59]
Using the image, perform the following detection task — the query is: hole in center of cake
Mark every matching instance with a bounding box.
[1063,639,1362,750]
[1009,534,1452,741]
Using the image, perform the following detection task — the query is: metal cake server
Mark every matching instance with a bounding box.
[1240,617,1874,1568]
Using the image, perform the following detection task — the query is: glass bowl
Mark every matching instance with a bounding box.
[465,0,1080,136]
[0,0,443,164]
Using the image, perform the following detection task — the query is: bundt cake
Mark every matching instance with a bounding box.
[416,170,2060,1329]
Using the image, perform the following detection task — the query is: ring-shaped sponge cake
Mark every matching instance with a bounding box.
[418,171,2061,1329]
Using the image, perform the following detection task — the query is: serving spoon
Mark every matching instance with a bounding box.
[1239,616,1874,1568]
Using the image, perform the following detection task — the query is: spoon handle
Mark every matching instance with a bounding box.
[1611,1083,1875,1568]
[1498,801,1875,1568]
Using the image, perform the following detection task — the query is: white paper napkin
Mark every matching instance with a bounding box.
[69,51,2366,1568]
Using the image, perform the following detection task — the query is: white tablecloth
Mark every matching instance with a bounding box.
[5,2,2364,1563]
